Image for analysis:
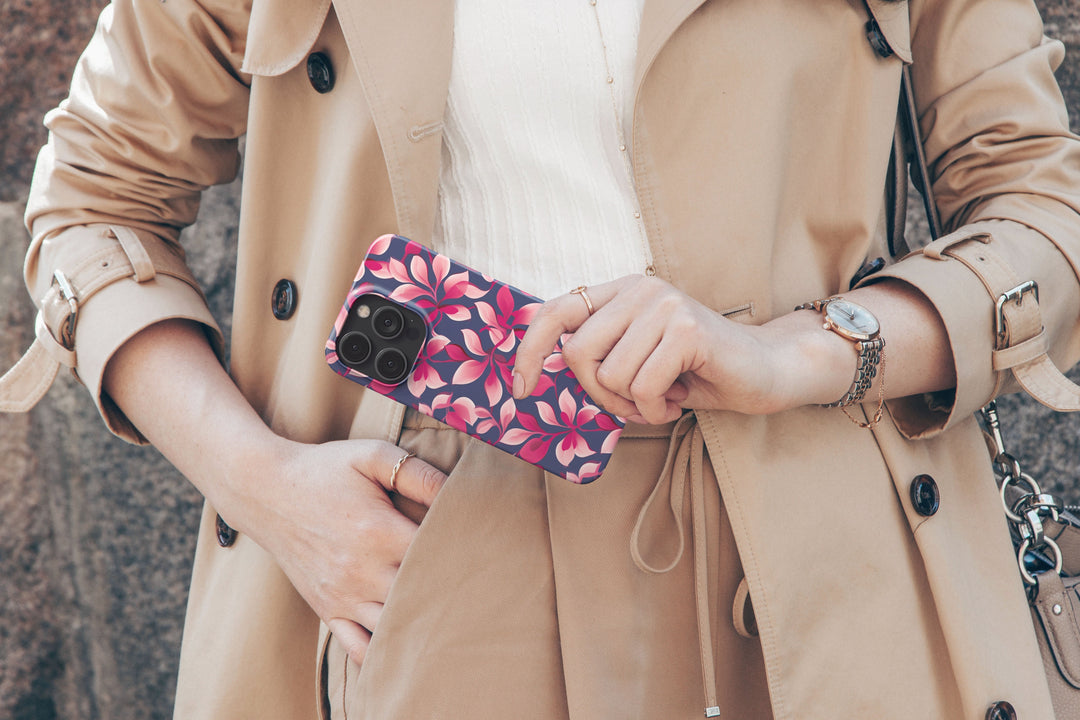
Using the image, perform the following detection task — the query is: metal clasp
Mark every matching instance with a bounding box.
[982,401,1022,478]
[1019,536,1063,586]
[51,270,79,351]
[981,399,1067,586]
[994,280,1039,341]
[982,401,1006,460]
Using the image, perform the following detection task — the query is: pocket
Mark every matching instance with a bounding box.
[241,0,333,76]
[344,440,553,718]
[316,623,336,720]
[317,425,477,719]
[365,434,478,628]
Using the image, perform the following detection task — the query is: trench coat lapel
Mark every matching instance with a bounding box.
[331,0,454,241]
[635,0,708,124]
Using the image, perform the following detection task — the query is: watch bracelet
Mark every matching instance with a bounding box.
[823,338,884,408]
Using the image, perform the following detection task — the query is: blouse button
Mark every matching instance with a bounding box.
[307,52,335,93]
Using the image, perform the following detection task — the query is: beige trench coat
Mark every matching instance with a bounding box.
[11,0,1080,717]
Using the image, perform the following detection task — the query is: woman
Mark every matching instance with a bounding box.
[4,0,1079,717]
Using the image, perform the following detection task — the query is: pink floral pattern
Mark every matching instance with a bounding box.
[326,234,624,483]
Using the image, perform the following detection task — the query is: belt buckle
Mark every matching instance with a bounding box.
[994,280,1039,346]
[51,270,79,351]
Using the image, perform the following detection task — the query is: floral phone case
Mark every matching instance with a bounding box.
[326,234,624,483]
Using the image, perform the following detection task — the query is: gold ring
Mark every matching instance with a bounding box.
[389,451,415,493]
[570,286,595,315]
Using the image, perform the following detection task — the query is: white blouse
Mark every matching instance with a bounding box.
[431,0,652,300]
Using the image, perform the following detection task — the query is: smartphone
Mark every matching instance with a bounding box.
[325,234,624,484]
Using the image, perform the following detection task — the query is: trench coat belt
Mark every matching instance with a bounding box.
[629,410,721,717]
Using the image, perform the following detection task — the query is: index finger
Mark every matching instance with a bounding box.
[512,281,621,399]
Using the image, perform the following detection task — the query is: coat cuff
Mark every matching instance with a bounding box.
[24,224,224,444]
[863,218,1080,439]
[77,274,224,444]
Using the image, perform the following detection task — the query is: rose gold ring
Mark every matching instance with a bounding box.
[570,286,595,316]
[388,451,415,493]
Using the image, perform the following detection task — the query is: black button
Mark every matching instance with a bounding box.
[985,701,1017,720]
[307,52,335,93]
[215,514,237,548]
[910,474,940,517]
[272,279,298,320]
[864,19,894,58]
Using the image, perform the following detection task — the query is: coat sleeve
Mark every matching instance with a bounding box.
[21,0,252,443]
[866,0,1080,438]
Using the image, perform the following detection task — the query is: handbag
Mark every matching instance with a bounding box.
[895,58,1080,715]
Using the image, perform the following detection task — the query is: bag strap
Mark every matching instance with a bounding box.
[898,66,943,242]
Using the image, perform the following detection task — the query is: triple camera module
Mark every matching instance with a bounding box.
[336,295,426,384]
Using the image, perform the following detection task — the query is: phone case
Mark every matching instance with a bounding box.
[326,234,624,483]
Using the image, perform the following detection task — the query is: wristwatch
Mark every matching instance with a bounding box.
[795,297,885,409]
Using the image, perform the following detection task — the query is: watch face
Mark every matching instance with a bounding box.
[824,299,879,341]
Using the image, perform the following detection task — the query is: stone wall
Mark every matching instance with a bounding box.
[0,4,239,719]
[2,3,1080,719]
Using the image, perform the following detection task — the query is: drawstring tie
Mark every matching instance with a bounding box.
[630,411,721,718]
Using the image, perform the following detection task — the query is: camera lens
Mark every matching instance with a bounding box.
[338,331,372,366]
[375,347,410,383]
[371,305,405,339]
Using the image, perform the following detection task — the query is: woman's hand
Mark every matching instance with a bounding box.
[512,275,800,424]
[233,436,447,666]
[103,319,447,665]
[512,274,956,424]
